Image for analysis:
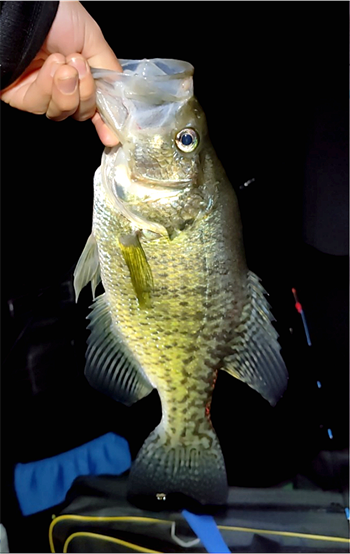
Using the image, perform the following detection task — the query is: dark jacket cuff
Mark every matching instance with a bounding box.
[0,1,59,90]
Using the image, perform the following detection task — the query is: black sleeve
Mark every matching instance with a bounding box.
[0,1,59,90]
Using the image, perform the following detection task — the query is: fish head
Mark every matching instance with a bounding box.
[92,59,207,190]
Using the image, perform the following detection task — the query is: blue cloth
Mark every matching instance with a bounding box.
[14,433,131,516]
[182,509,231,553]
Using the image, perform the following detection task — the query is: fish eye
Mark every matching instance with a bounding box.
[175,128,199,153]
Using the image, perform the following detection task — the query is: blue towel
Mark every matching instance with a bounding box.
[14,433,131,516]
[15,435,231,553]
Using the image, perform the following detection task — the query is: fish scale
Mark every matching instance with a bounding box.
[95,191,226,391]
[74,59,288,506]
[91,156,245,502]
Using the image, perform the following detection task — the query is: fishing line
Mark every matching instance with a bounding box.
[291,288,312,346]
[291,287,349,522]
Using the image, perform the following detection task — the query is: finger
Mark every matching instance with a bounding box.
[46,64,79,121]
[91,112,119,147]
[86,39,122,73]
[66,55,96,121]
[76,4,122,71]
[1,53,65,113]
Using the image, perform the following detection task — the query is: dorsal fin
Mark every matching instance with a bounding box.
[85,294,154,406]
[74,233,101,301]
[221,271,288,406]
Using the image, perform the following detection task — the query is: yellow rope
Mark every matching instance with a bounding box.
[49,515,170,553]
[49,513,350,553]
[218,525,350,544]
[63,531,162,553]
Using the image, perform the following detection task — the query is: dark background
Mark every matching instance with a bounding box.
[1,2,348,552]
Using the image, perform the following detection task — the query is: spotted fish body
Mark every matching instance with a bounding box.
[74,59,288,506]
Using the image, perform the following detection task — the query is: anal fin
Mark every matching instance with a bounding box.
[221,271,288,406]
[85,293,154,406]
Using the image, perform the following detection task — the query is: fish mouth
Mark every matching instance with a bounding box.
[131,174,192,191]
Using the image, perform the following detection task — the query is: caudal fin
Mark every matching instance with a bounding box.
[128,423,228,506]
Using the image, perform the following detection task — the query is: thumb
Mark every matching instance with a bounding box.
[85,37,122,73]
[46,2,122,73]
[76,5,122,72]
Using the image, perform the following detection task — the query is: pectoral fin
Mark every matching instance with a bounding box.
[74,233,101,301]
[119,234,154,309]
[85,293,154,406]
[221,271,288,406]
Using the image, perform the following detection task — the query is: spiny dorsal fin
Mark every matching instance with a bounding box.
[221,271,288,406]
[74,233,101,301]
[119,234,154,308]
[85,293,154,406]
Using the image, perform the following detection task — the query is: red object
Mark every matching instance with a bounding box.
[292,288,303,313]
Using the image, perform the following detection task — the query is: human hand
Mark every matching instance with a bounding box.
[0,1,120,146]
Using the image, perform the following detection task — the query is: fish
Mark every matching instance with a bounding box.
[74,58,288,506]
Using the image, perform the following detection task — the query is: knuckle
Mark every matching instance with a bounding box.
[54,94,78,113]
[79,93,94,104]
[73,110,94,122]
[58,98,78,112]
[46,102,76,121]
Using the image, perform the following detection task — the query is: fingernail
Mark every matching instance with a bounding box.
[57,75,78,94]
[68,57,88,79]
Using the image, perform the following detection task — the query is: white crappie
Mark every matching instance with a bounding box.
[74,59,288,506]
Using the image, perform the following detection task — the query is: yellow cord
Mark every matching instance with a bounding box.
[49,515,170,553]
[218,525,350,544]
[63,531,162,553]
[49,513,350,553]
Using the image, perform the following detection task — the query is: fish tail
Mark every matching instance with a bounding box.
[128,422,228,506]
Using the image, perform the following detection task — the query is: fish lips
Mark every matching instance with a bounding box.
[92,62,194,145]
[130,174,192,191]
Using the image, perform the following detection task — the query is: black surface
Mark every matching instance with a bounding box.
[50,474,350,553]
